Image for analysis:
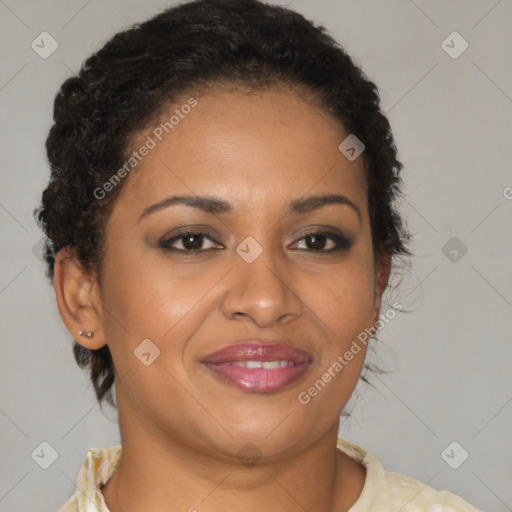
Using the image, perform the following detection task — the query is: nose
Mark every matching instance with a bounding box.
[220,245,303,328]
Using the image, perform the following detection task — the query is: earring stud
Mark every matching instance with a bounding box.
[79,330,94,339]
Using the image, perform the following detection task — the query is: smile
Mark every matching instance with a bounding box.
[201,342,312,393]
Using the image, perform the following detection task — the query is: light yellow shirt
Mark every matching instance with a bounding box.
[58,438,482,511]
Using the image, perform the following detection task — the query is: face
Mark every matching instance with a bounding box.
[68,85,389,461]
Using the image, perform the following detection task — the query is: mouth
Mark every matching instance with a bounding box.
[201,341,312,393]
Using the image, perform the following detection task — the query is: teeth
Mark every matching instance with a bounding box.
[264,360,290,369]
[233,360,292,369]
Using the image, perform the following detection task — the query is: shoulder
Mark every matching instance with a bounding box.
[336,439,482,512]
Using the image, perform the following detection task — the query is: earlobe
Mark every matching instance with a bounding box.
[53,247,106,350]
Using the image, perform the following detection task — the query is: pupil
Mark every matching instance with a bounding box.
[307,234,326,250]
[183,234,202,250]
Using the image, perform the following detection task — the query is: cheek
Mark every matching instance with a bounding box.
[98,254,216,427]
[294,268,375,422]
[296,250,376,399]
[99,248,227,362]
[305,257,376,341]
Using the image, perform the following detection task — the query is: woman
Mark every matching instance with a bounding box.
[35,0,481,510]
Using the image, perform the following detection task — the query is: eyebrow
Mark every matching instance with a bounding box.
[289,194,361,221]
[138,193,361,222]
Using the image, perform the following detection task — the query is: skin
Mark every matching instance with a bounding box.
[54,84,390,512]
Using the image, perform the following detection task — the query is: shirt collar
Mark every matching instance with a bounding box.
[75,445,122,512]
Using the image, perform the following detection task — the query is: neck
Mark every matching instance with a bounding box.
[101,408,365,512]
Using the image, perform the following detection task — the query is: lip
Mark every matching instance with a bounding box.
[201,342,312,393]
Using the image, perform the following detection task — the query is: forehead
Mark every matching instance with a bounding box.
[115,86,368,217]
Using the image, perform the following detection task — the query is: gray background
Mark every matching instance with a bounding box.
[1,0,511,510]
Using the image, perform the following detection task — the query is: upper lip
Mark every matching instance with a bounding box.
[201,341,312,364]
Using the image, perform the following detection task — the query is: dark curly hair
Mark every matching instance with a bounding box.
[34,0,411,411]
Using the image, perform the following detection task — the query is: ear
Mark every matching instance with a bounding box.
[371,253,392,327]
[54,246,106,350]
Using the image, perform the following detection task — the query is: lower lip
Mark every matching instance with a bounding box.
[203,362,311,393]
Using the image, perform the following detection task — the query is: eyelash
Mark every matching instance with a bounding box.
[160,230,352,254]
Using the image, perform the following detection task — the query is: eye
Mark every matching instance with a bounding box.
[292,231,352,252]
[160,231,221,252]
[160,229,351,254]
